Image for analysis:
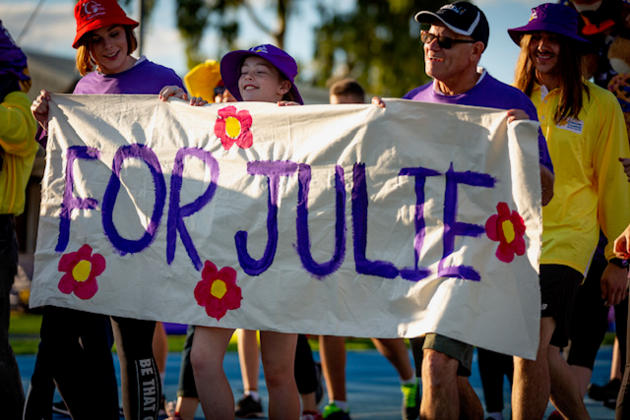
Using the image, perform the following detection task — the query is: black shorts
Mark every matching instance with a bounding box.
[540,264,583,348]
[411,333,473,377]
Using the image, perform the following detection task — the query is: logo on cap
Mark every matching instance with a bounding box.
[83,0,107,21]
[529,10,538,22]
[251,45,268,54]
[443,4,467,15]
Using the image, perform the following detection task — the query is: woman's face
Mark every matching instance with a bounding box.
[88,25,133,75]
[528,31,561,77]
[238,56,290,102]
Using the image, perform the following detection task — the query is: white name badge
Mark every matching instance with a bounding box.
[557,117,584,134]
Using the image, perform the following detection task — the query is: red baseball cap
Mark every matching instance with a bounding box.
[72,0,138,49]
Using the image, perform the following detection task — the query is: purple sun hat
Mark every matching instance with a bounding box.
[0,20,31,92]
[220,44,303,105]
[508,3,589,46]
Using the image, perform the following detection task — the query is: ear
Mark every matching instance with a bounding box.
[278,79,291,96]
[471,41,484,61]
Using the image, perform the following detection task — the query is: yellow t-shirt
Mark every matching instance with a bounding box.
[0,90,38,215]
[532,80,630,275]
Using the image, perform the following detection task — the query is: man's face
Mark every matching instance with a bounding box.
[527,31,561,77]
[423,25,478,82]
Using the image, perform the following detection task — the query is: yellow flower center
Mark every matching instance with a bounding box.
[225,116,241,139]
[502,220,515,244]
[72,260,92,282]
[210,279,227,299]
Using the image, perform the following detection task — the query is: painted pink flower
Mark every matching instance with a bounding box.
[57,244,105,299]
[213,106,253,150]
[485,202,527,263]
[194,260,242,321]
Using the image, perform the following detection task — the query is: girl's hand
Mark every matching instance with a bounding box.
[277,100,300,106]
[614,224,630,259]
[371,96,386,108]
[159,85,188,102]
[31,89,51,131]
[189,96,208,107]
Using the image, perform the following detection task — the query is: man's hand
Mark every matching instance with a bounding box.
[601,262,629,306]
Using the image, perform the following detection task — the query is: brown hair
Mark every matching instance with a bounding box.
[75,25,138,76]
[329,78,365,103]
[514,33,588,124]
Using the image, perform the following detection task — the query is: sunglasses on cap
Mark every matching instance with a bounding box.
[420,30,476,49]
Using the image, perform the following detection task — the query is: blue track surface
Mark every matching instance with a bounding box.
[17,345,617,419]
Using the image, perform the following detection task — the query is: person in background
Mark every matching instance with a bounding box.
[321,77,419,420]
[30,0,186,418]
[508,3,629,419]
[0,19,38,420]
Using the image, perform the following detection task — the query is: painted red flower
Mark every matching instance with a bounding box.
[485,202,527,263]
[57,244,106,299]
[213,106,253,150]
[194,260,242,321]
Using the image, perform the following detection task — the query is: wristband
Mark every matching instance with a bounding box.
[609,258,629,269]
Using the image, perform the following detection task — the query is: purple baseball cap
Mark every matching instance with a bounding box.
[0,20,31,91]
[508,3,589,46]
[220,44,303,105]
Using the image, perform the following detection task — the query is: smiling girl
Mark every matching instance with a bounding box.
[29,0,185,419]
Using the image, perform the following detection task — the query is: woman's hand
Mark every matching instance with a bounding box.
[277,100,300,106]
[31,89,51,131]
[159,85,188,102]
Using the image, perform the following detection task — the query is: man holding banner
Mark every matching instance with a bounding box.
[376,2,554,419]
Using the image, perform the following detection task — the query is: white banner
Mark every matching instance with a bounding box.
[31,94,542,358]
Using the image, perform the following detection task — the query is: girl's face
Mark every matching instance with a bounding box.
[238,56,291,102]
[528,31,561,77]
[89,25,134,75]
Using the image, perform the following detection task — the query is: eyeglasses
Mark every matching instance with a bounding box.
[420,31,476,49]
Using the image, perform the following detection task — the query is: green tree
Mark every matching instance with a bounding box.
[175,0,295,70]
[312,0,449,97]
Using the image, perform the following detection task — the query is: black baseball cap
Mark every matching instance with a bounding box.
[414,1,490,51]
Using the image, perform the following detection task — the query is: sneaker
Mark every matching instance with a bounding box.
[235,394,264,418]
[302,410,324,420]
[52,400,70,417]
[322,402,351,420]
[588,378,621,402]
[401,379,420,420]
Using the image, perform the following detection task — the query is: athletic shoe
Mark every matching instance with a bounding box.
[302,410,324,420]
[401,379,420,420]
[588,378,620,402]
[52,400,70,417]
[235,394,264,418]
[322,402,351,420]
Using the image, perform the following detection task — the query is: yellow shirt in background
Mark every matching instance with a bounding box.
[0,90,38,215]
[532,80,630,275]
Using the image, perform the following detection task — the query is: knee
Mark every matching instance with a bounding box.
[262,360,295,390]
[422,349,458,384]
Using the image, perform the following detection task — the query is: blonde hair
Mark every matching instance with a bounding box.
[75,25,138,76]
[514,33,588,124]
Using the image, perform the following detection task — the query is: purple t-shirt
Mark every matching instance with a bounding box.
[74,57,184,94]
[403,72,553,172]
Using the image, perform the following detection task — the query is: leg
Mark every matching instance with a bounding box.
[512,316,554,420]
[617,289,630,419]
[457,376,483,420]
[548,344,589,420]
[237,329,260,393]
[477,348,512,416]
[372,338,414,381]
[260,331,300,420]
[172,325,199,420]
[112,316,161,420]
[319,335,347,402]
[0,217,24,419]
[420,348,459,420]
[191,326,235,420]
[22,340,55,420]
[294,334,320,413]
